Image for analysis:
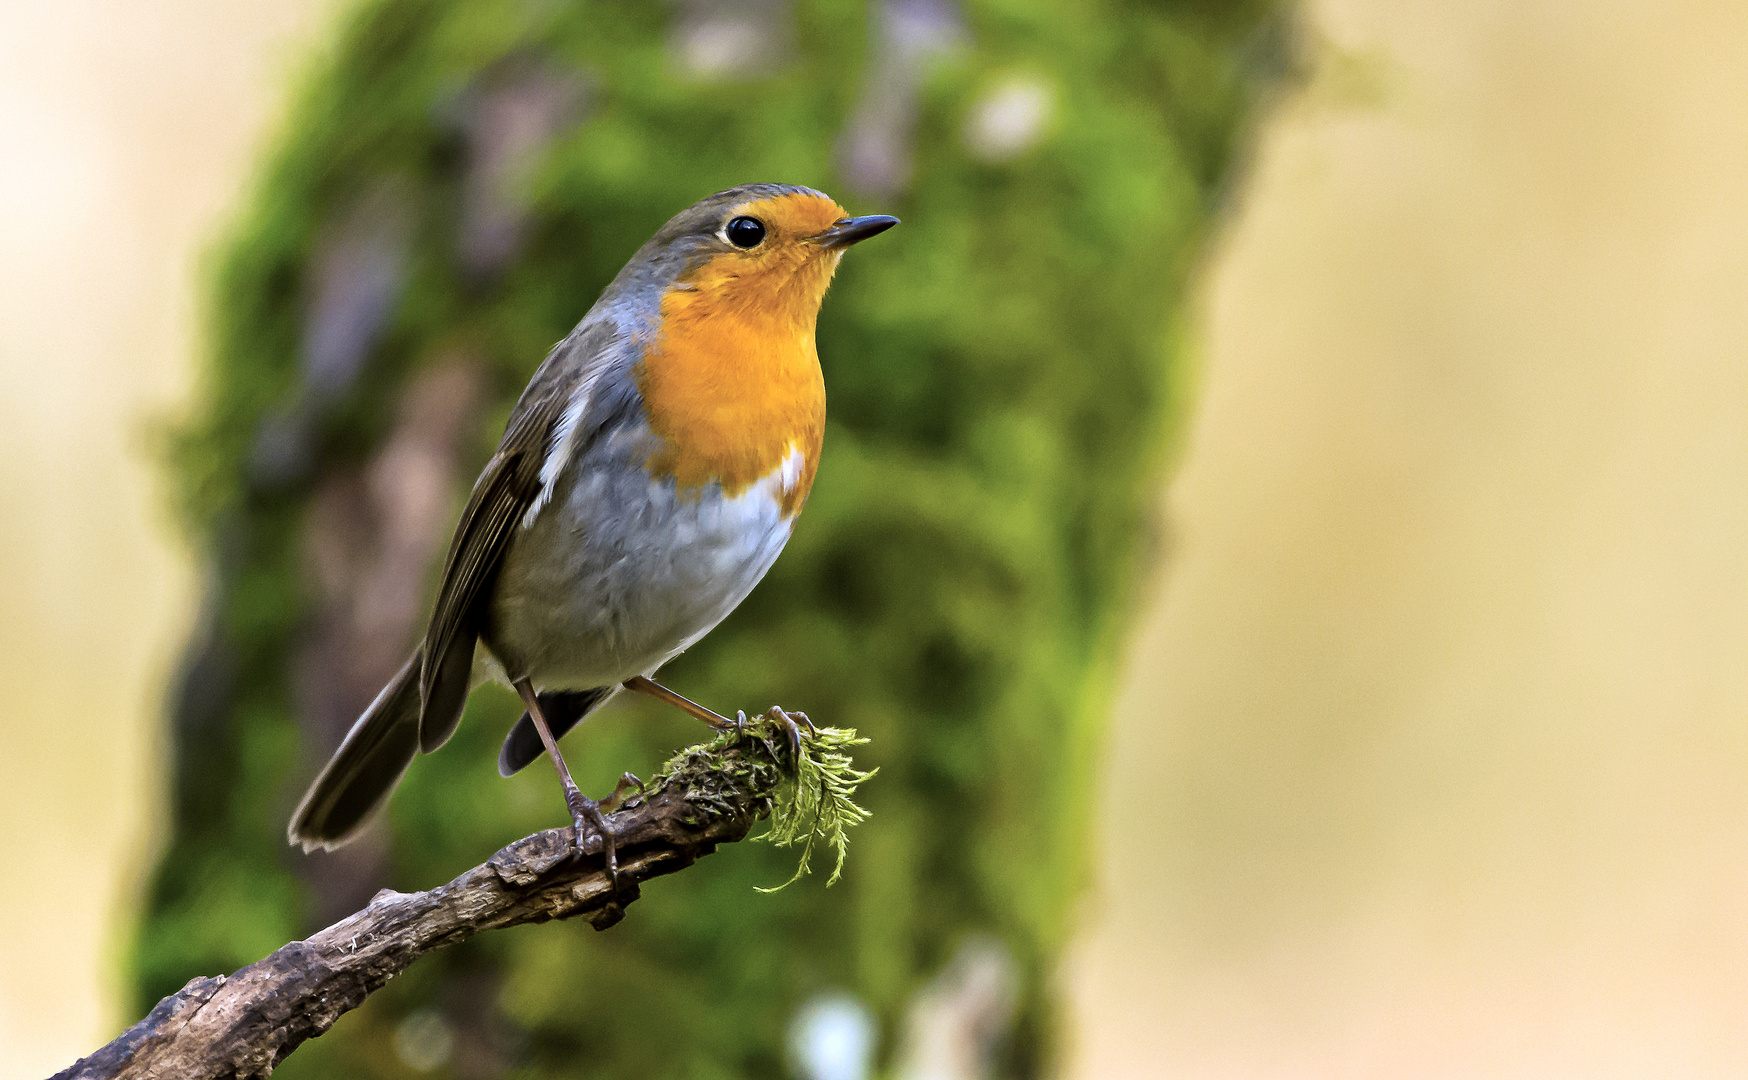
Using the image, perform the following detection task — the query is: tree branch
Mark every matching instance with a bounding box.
[55,721,834,1080]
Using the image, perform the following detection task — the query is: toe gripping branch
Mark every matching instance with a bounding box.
[579,707,875,912]
[522,708,875,923]
[54,712,876,1080]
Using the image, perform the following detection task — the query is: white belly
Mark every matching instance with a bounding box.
[484,453,797,689]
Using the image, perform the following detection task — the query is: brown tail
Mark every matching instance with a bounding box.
[287,652,423,851]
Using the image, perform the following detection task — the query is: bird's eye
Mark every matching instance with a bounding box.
[724,216,766,248]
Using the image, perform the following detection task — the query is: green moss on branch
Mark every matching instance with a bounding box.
[62,721,873,1079]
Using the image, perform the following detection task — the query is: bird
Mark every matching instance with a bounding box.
[287,183,898,881]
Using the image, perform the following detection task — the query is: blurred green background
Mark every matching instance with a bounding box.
[130,1,1287,1077]
[9,0,1748,1078]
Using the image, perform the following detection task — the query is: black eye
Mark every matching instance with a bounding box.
[725,216,766,248]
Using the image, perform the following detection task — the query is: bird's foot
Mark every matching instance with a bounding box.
[565,787,619,896]
[764,707,814,761]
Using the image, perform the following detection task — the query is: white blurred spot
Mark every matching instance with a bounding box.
[893,937,1017,1080]
[393,1009,455,1073]
[679,19,765,77]
[790,992,878,1080]
[964,76,1054,162]
[837,0,966,199]
[673,0,791,80]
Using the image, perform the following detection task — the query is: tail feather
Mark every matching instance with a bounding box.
[418,626,476,753]
[287,653,423,851]
[497,686,616,777]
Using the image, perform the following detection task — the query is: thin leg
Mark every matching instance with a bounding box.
[622,676,815,762]
[515,678,618,889]
[623,675,738,731]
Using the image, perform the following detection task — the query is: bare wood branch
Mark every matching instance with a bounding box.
[54,732,789,1080]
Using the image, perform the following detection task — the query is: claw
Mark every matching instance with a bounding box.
[601,771,645,813]
[734,709,748,737]
[566,788,619,897]
[768,707,805,761]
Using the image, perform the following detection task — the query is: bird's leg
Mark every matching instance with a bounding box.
[514,678,617,891]
[622,675,739,732]
[622,677,815,762]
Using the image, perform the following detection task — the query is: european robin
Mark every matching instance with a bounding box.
[288,183,898,880]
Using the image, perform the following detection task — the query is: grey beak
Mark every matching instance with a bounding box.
[815,214,900,250]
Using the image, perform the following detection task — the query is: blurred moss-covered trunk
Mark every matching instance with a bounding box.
[136,1,1288,1076]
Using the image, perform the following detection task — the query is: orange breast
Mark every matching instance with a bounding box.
[633,232,835,516]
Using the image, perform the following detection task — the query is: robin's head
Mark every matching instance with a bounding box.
[615,184,898,333]
[625,185,896,511]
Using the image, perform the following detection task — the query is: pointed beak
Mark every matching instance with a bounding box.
[814,214,900,250]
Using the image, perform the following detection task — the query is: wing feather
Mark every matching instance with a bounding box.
[415,320,626,751]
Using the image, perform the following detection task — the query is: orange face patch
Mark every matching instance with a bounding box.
[634,192,848,515]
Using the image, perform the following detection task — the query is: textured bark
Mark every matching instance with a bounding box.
[57,735,784,1080]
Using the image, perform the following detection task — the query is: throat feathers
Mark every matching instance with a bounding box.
[636,192,847,515]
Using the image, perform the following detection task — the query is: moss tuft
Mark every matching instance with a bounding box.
[753,720,877,890]
[635,712,875,889]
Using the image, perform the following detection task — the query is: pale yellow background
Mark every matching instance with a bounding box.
[0,1,341,1076]
[1068,1,1748,1076]
[5,1,1748,1077]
